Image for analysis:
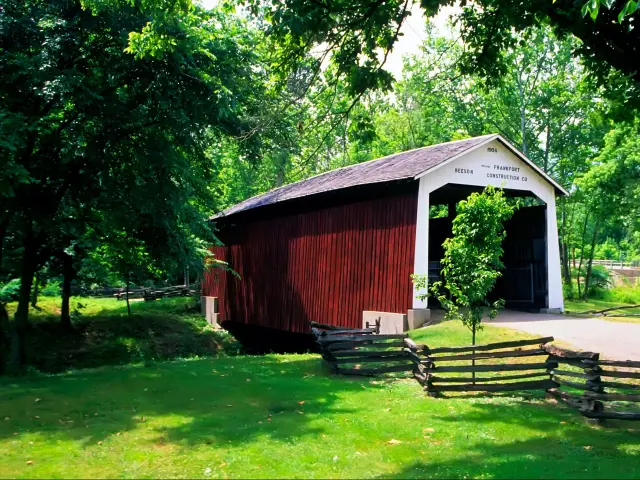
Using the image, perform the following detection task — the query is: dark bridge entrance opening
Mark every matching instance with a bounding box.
[428,183,548,311]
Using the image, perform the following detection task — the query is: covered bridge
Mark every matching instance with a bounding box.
[203,134,568,345]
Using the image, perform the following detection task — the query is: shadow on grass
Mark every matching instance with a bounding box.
[376,400,640,479]
[435,390,548,400]
[0,354,374,448]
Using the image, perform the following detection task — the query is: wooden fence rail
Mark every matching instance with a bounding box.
[114,285,194,301]
[405,337,558,396]
[546,345,640,421]
[310,321,414,376]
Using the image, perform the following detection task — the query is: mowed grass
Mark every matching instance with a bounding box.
[564,283,640,323]
[1,321,639,479]
[564,298,640,324]
[409,319,542,347]
[6,295,191,319]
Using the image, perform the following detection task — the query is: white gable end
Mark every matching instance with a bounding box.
[419,138,556,204]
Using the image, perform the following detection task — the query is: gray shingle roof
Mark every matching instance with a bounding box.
[215,134,497,219]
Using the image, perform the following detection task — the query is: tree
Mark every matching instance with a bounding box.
[393,26,609,287]
[572,121,640,298]
[413,187,516,350]
[0,0,268,371]
[239,0,639,112]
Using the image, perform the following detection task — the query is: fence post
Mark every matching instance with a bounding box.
[582,355,606,423]
[426,359,440,398]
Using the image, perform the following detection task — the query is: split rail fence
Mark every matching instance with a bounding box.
[545,345,640,421]
[310,321,414,376]
[405,336,558,394]
[114,285,194,301]
[312,323,639,421]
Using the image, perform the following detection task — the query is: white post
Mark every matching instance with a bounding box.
[413,177,431,308]
[546,194,564,312]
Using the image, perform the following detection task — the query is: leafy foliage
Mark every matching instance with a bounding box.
[0,0,272,368]
[239,0,640,112]
[1,0,640,373]
[39,280,61,297]
[581,0,639,22]
[568,121,640,298]
[0,280,21,304]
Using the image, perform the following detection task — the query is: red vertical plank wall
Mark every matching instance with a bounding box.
[202,191,418,332]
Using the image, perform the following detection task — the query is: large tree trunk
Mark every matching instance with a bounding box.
[10,235,37,372]
[60,253,74,330]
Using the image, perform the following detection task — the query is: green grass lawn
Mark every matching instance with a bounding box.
[409,319,544,347]
[1,321,639,479]
[6,295,193,319]
[563,283,640,323]
[564,298,640,323]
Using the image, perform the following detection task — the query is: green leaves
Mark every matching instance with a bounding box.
[239,0,409,99]
[244,0,639,116]
[580,0,638,22]
[0,0,273,308]
[581,0,600,21]
[618,0,639,21]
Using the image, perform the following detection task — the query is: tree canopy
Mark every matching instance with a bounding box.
[240,0,639,112]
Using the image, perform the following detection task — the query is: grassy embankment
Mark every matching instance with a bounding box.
[4,297,240,373]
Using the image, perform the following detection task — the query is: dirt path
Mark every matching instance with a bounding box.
[491,311,640,360]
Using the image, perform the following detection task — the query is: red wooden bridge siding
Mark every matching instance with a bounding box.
[202,192,418,333]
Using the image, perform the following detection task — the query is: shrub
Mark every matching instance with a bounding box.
[588,265,611,291]
[593,284,640,304]
[562,282,575,300]
[0,279,21,303]
[569,265,611,297]
[40,280,61,297]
